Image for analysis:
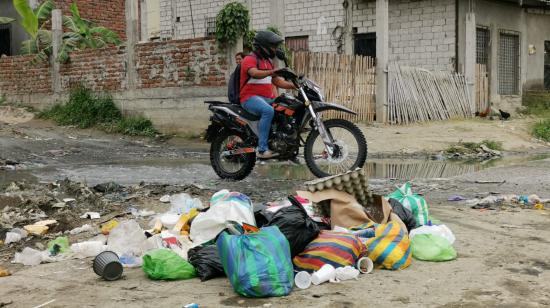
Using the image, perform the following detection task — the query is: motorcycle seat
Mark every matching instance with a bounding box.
[225,104,260,121]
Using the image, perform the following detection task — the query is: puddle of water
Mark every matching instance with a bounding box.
[1,153,548,187]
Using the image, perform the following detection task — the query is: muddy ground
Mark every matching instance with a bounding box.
[1,107,550,307]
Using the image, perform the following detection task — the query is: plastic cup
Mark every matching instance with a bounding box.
[294,271,312,289]
[357,257,374,274]
[311,264,336,285]
[93,251,123,281]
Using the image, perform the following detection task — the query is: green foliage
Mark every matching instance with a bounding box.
[111,115,157,137]
[39,86,157,137]
[38,86,121,128]
[0,17,16,24]
[243,29,256,52]
[480,139,503,151]
[533,119,550,142]
[521,92,550,117]
[0,95,6,105]
[215,2,250,46]
[57,3,121,63]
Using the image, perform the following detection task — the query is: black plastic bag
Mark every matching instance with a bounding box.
[388,198,417,232]
[187,245,225,281]
[253,203,274,228]
[265,195,320,257]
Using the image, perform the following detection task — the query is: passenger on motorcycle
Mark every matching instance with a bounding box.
[239,30,295,159]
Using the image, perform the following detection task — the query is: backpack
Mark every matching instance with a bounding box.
[227,54,261,105]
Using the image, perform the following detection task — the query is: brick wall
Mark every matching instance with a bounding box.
[135,38,227,88]
[54,0,126,39]
[59,46,127,91]
[0,55,52,95]
[0,38,227,97]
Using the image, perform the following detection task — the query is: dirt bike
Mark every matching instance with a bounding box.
[204,67,367,180]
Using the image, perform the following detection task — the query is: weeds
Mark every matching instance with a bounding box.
[445,139,503,154]
[533,119,550,142]
[522,92,550,117]
[39,86,157,137]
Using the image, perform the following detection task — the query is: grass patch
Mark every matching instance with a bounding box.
[533,119,550,142]
[0,95,6,105]
[445,139,503,154]
[522,92,550,117]
[39,86,158,137]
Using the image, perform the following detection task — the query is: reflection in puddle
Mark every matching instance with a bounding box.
[256,158,497,181]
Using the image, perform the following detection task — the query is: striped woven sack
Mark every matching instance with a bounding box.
[216,226,294,298]
[366,221,412,270]
[386,182,430,225]
[293,231,367,272]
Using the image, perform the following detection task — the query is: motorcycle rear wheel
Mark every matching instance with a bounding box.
[210,130,256,180]
[304,119,367,178]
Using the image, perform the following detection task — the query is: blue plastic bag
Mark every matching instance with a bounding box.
[217,226,294,297]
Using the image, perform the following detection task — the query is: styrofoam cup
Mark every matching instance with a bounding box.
[357,257,374,274]
[294,271,312,289]
[311,264,336,285]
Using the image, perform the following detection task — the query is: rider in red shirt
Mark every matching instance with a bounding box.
[239,30,295,159]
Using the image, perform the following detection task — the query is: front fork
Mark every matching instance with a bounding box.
[299,87,335,156]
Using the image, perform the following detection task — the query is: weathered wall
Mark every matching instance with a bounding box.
[525,10,550,91]
[54,0,126,39]
[352,0,456,71]
[0,55,51,95]
[59,46,127,91]
[0,38,228,134]
[457,0,550,110]
[135,39,227,88]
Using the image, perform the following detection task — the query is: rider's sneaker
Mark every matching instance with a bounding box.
[257,150,279,159]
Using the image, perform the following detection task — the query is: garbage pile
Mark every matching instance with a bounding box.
[0,169,469,301]
[449,193,549,210]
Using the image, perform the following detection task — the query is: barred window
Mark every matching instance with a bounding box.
[205,17,216,37]
[476,27,489,65]
[498,31,520,95]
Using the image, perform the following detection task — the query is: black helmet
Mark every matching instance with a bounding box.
[253,30,284,59]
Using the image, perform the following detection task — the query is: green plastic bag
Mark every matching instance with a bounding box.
[411,234,457,262]
[386,182,429,226]
[47,236,70,255]
[142,249,196,280]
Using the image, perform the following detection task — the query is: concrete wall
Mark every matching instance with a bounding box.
[0,1,30,56]
[457,0,550,110]
[525,9,550,90]
[157,0,456,70]
[159,0,272,40]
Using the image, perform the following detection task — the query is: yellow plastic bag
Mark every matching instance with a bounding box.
[366,221,412,270]
[173,208,199,235]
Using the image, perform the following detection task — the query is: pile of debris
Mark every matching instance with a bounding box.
[0,169,471,302]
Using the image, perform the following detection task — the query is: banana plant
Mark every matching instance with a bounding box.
[0,0,54,63]
[57,3,121,63]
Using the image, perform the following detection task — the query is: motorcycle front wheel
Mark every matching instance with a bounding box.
[210,130,256,180]
[304,118,367,178]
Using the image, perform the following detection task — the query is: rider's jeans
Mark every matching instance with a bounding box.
[242,96,274,153]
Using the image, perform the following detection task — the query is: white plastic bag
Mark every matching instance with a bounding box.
[71,241,106,258]
[106,220,148,257]
[170,193,203,215]
[410,224,456,245]
[13,247,44,266]
[190,190,256,245]
[332,266,360,282]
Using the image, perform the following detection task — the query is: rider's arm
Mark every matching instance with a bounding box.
[272,76,296,90]
[247,67,274,79]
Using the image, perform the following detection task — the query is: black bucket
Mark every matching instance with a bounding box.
[93,251,123,281]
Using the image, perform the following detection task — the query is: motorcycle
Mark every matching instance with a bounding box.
[204,61,367,180]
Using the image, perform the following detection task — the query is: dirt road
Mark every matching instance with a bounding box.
[1,108,550,307]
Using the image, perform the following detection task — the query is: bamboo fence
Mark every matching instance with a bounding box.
[363,159,484,179]
[292,52,376,122]
[475,64,489,112]
[387,62,475,124]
